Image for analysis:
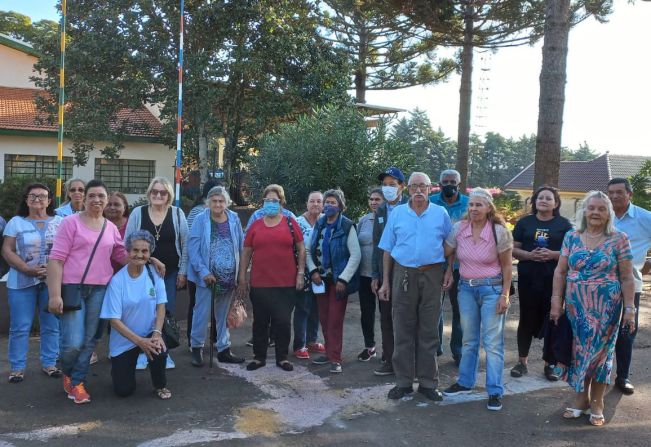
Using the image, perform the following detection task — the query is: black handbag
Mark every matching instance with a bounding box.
[145,264,180,349]
[61,219,107,311]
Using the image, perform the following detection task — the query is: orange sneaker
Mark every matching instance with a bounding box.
[68,383,91,404]
[63,375,72,395]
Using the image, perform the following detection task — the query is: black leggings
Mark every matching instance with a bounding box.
[358,276,376,348]
[516,272,553,358]
[111,345,167,397]
[250,287,295,363]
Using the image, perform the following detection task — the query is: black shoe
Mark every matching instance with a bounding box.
[191,348,204,367]
[373,362,394,376]
[246,338,254,347]
[246,360,266,371]
[217,348,245,364]
[544,364,562,381]
[510,361,528,378]
[312,355,329,365]
[616,377,635,395]
[443,383,472,396]
[418,387,443,401]
[487,394,502,411]
[453,355,461,367]
[268,339,275,348]
[276,360,294,372]
[357,348,377,362]
[387,385,413,400]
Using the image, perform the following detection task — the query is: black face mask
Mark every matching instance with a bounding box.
[442,184,458,198]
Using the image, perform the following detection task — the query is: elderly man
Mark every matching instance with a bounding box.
[430,169,469,366]
[378,172,452,400]
[607,178,651,395]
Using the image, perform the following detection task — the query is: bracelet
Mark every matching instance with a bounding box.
[297,271,305,275]
[152,329,162,335]
[624,306,637,314]
[500,294,509,299]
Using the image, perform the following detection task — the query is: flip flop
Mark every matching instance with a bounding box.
[8,371,24,383]
[42,366,63,378]
[562,407,591,419]
[155,387,172,400]
[589,413,605,426]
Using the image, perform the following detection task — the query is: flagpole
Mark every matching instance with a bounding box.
[174,0,185,207]
[56,0,67,206]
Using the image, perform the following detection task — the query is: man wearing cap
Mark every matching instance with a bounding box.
[429,169,469,366]
[378,172,452,400]
[371,167,408,376]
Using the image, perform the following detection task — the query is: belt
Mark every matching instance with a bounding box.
[460,276,503,287]
[401,263,443,272]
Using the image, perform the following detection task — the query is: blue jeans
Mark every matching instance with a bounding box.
[293,290,319,350]
[59,285,106,385]
[163,268,179,316]
[190,286,233,352]
[457,280,506,396]
[438,269,462,360]
[8,283,60,371]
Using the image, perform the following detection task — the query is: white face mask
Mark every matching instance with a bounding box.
[382,185,399,202]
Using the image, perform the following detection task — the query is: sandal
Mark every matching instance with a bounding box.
[8,371,24,383]
[246,360,266,371]
[155,387,172,400]
[563,407,591,419]
[589,413,605,426]
[276,360,294,372]
[42,366,63,378]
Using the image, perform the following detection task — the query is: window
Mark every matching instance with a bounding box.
[94,158,155,194]
[4,154,73,180]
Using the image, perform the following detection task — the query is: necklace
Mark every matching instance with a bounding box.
[153,223,162,241]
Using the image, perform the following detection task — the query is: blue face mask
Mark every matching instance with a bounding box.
[263,201,280,216]
[324,204,340,217]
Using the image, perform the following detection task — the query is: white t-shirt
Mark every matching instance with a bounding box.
[100,265,167,357]
[3,216,63,289]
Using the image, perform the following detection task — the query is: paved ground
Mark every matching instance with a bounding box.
[1,286,650,447]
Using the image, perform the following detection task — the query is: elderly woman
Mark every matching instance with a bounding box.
[2,183,63,383]
[356,188,384,362]
[307,189,361,374]
[125,177,188,369]
[510,186,572,380]
[550,191,635,426]
[100,230,170,399]
[188,186,245,366]
[104,192,130,239]
[442,188,513,412]
[293,191,326,360]
[55,178,86,217]
[237,184,305,372]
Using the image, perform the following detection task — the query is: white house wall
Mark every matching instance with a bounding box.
[0,44,38,89]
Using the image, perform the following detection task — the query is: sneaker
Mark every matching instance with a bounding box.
[387,385,413,400]
[357,348,377,362]
[510,361,528,378]
[166,355,176,369]
[374,362,394,376]
[268,339,275,348]
[330,362,342,374]
[487,394,502,411]
[191,348,204,367]
[68,383,91,404]
[544,364,558,381]
[294,348,310,359]
[63,375,72,395]
[136,352,148,370]
[217,348,245,364]
[89,352,98,365]
[418,387,443,401]
[443,383,472,396]
[307,342,326,353]
[312,355,329,365]
[246,338,254,347]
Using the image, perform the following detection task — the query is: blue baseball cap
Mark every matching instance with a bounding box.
[378,167,405,184]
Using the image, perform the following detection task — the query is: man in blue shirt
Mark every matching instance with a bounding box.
[430,169,469,366]
[378,172,452,401]
[607,178,651,395]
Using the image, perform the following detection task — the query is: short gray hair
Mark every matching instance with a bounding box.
[206,186,232,207]
[439,169,461,184]
[323,188,346,211]
[125,229,156,253]
[408,172,431,185]
[575,191,617,235]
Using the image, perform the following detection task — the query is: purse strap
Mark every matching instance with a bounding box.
[80,218,107,285]
[287,216,299,268]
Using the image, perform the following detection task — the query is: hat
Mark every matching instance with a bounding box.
[378,167,405,184]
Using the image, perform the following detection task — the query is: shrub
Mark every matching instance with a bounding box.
[0,176,58,220]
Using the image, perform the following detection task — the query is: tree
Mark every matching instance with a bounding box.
[319,0,456,103]
[560,141,600,161]
[629,160,651,210]
[0,10,57,42]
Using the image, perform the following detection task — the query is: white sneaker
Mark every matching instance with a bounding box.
[135,353,148,370]
[166,354,175,369]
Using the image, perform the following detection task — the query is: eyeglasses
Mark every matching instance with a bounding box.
[87,193,107,200]
[440,180,458,186]
[28,193,49,202]
[408,184,431,191]
[68,187,85,193]
[263,198,280,204]
[150,189,169,197]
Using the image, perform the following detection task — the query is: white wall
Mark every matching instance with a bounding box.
[0,44,38,88]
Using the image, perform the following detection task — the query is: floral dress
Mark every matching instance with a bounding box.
[561,229,632,391]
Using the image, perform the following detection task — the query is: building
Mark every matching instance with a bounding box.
[0,34,174,203]
[505,153,650,218]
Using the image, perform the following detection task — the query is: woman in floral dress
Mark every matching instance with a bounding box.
[551,191,636,426]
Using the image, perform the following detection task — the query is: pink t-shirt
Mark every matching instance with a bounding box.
[49,214,128,285]
[446,220,513,279]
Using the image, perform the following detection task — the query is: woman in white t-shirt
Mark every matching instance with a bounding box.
[100,230,171,399]
[1,183,63,383]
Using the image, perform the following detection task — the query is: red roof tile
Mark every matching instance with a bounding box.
[0,86,161,138]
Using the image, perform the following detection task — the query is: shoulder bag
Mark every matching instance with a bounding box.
[491,223,516,296]
[145,264,180,349]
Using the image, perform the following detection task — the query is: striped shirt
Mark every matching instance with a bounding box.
[446,220,512,279]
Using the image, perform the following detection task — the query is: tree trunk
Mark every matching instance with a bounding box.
[197,122,208,185]
[455,3,474,191]
[533,0,570,190]
[355,19,368,103]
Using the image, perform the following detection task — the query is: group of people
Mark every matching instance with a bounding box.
[1,168,648,425]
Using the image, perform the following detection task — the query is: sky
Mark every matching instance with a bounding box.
[3,0,650,156]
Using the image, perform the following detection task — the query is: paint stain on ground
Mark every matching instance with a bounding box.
[234,407,283,437]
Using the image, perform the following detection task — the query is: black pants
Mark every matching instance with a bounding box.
[377,279,394,363]
[250,287,295,363]
[615,292,640,380]
[359,276,376,348]
[516,272,553,358]
[111,345,167,397]
[186,281,217,346]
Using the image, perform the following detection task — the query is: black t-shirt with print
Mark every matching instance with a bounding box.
[512,214,573,277]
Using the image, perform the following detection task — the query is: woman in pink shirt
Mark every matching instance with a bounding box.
[441,188,513,412]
